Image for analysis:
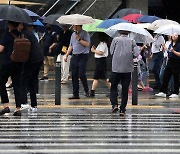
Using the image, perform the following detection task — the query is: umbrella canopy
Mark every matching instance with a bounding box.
[97,19,129,29]
[82,19,104,32]
[56,14,95,25]
[137,15,161,23]
[148,19,179,31]
[112,8,145,18]
[23,9,40,21]
[0,5,32,23]
[136,23,151,29]
[43,14,63,26]
[30,19,44,27]
[122,14,143,23]
[105,23,153,43]
[154,24,180,35]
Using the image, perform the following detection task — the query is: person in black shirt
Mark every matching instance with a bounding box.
[0,21,23,116]
[155,33,180,98]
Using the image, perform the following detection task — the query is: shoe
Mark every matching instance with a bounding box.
[84,92,90,97]
[13,110,21,116]
[61,80,68,84]
[40,76,48,81]
[111,105,118,113]
[155,92,166,97]
[6,83,13,89]
[68,95,80,99]
[119,110,125,116]
[20,104,30,110]
[128,89,132,93]
[90,90,95,97]
[0,107,10,115]
[169,94,179,98]
[143,86,153,92]
[28,107,37,113]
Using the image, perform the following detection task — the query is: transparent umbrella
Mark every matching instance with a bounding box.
[154,24,180,35]
[105,23,153,43]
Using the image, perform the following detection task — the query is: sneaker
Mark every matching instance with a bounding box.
[20,104,30,110]
[61,80,68,84]
[155,92,166,97]
[68,95,80,99]
[13,110,21,116]
[28,107,37,113]
[0,107,10,116]
[6,83,13,89]
[40,76,48,81]
[119,110,125,116]
[143,86,153,92]
[111,105,118,113]
[169,94,179,98]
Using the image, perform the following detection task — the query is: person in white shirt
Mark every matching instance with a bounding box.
[150,34,165,89]
[90,33,111,97]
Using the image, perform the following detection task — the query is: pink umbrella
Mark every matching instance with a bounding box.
[121,14,143,23]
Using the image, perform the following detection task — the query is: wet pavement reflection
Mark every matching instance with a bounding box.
[0,72,180,153]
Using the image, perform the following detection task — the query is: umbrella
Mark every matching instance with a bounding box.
[30,19,44,27]
[154,24,180,35]
[56,14,95,25]
[121,14,143,23]
[148,19,179,31]
[112,8,145,18]
[136,23,151,29]
[105,23,153,43]
[97,19,129,29]
[82,19,104,32]
[137,15,161,23]
[23,9,40,21]
[43,14,63,26]
[0,5,32,23]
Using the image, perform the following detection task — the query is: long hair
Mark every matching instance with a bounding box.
[99,32,108,44]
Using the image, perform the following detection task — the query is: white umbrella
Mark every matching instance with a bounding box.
[148,19,179,31]
[56,14,95,25]
[105,23,153,43]
[136,23,151,29]
[154,24,180,35]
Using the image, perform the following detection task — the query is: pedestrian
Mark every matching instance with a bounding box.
[58,24,73,84]
[64,25,90,99]
[109,31,140,116]
[90,33,111,97]
[0,21,23,116]
[155,32,180,98]
[150,34,165,89]
[40,24,57,81]
[18,23,44,112]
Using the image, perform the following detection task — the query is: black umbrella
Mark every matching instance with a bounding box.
[43,14,63,26]
[112,8,146,19]
[0,5,32,23]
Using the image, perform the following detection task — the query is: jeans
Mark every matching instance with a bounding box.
[70,54,89,96]
[0,63,23,108]
[160,59,180,94]
[151,52,163,88]
[110,72,131,112]
[21,61,43,107]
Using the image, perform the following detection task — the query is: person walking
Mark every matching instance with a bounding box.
[0,21,23,116]
[150,34,165,89]
[18,23,44,112]
[109,31,140,116]
[155,32,180,98]
[40,24,57,81]
[90,33,111,97]
[64,25,90,99]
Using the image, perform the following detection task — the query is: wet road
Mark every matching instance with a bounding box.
[0,72,180,153]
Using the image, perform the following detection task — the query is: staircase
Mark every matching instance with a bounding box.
[68,0,123,20]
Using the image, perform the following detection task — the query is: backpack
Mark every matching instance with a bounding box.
[10,33,31,62]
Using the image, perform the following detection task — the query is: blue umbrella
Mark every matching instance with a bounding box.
[97,19,129,29]
[137,15,161,23]
[32,19,44,27]
[23,8,40,21]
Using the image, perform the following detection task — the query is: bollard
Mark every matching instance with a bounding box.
[132,59,138,105]
[55,61,61,105]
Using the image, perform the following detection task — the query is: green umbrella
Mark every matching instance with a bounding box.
[82,19,105,32]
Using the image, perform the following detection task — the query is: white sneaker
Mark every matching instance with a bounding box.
[28,107,37,113]
[20,104,30,110]
[169,94,179,98]
[155,92,166,97]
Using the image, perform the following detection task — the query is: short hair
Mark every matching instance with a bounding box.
[8,21,19,27]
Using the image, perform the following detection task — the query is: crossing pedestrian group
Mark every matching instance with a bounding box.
[0,5,179,117]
